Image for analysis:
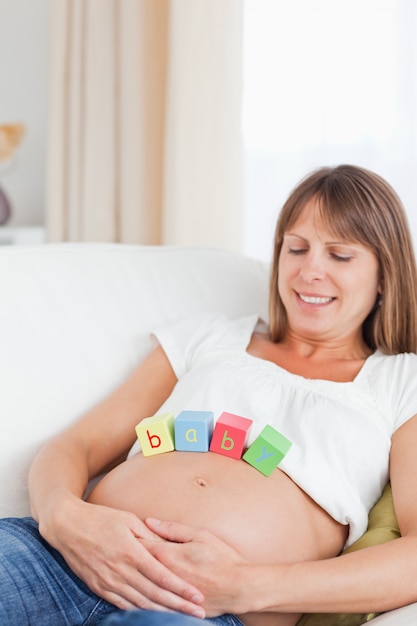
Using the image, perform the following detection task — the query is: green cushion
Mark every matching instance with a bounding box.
[297,483,400,626]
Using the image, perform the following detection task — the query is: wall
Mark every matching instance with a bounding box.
[0,0,49,226]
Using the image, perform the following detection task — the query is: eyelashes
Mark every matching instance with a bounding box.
[330,254,353,263]
[287,248,353,263]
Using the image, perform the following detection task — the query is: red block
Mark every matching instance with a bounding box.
[209,412,253,459]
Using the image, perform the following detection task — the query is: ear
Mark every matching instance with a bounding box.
[377,275,384,296]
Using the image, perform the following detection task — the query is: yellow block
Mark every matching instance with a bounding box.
[135,413,175,456]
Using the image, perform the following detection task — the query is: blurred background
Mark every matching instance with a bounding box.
[0,0,48,230]
[1,0,416,260]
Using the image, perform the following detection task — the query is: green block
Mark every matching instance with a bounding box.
[243,425,292,476]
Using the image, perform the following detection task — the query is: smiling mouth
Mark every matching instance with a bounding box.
[298,293,335,305]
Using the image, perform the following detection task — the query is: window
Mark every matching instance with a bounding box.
[243,0,417,260]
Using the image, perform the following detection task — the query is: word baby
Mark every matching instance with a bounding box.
[135,410,292,477]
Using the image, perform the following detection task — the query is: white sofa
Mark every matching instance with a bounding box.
[0,243,414,625]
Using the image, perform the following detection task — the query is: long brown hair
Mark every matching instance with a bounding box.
[269,165,417,354]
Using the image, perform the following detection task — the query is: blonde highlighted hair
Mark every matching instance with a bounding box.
[269,165,417,354]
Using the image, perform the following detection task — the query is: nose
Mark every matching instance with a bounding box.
[299,252,326,283]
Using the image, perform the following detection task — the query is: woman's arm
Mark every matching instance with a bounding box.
[145,414,417,617]
[28,346,205,617]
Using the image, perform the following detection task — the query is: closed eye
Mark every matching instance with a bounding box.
[288,248,307,255]
[330,253,353,262]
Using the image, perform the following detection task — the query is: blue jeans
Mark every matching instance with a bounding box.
[100,610,243,625]
[0,517,243,626]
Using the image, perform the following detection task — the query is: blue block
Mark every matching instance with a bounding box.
[174,410,214,452]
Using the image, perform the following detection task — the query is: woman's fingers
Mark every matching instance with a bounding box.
[143,518,251,617]
[50,504,205,616]
[145,518,200,543]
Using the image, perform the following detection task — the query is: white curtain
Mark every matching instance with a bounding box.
[243,0,417,261]
[47,0,243,251]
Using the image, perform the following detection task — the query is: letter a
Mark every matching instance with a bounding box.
[185,428,198,443]
[147,430,161,449]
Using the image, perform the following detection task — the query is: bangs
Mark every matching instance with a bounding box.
[315,194,372,245]
[282,181,380,250]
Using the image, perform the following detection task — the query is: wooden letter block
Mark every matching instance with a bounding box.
[174,410,214,452]
[209,412,253,459]
[243,425,292,476]
[135,413,175,457]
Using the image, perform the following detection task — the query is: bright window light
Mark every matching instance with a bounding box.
[243,0,417,260]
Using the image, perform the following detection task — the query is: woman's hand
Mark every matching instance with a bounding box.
[39,498,205,617]
[144,518,252,617]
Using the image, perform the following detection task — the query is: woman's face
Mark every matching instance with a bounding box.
[278,198,382,349]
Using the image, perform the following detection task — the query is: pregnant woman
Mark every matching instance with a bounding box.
[2,165,417,626]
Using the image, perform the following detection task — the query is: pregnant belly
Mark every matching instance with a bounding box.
[87,451,347,564]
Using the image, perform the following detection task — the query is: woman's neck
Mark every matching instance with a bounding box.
[248,332,373,382]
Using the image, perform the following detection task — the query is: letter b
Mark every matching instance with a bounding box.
[221,430,235,450]
[210,412,252,459]
[135,413,175,457]
[147,430,161,448]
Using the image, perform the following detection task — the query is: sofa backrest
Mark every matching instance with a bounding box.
[0,243,269,517]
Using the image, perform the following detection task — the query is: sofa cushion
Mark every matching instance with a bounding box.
[297,483,400,626]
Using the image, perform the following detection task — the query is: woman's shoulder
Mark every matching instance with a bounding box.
[152,312,262,376]
[363,351,417,422]
[366,349,417,372]
[361,350,417,388]
[199,312,263,349]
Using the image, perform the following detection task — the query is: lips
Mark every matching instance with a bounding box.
[298,293,335,305]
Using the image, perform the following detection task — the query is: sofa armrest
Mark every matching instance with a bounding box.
[0,243,269,517]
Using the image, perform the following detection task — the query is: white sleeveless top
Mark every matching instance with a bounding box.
[138,313,417,546]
